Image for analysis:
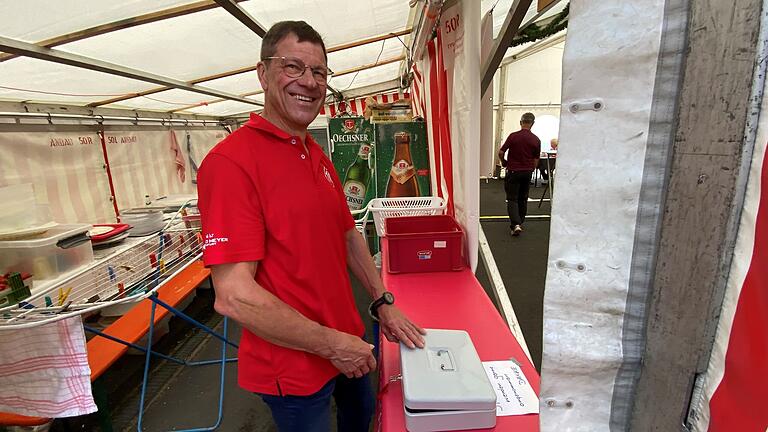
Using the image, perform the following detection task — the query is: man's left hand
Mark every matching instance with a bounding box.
[377,305,426,349]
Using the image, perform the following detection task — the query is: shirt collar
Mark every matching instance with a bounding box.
[245,113,320,149]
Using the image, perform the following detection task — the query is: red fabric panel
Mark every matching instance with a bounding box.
[427,39,443,204]
[436,30,455,216]
[708,148,768,431]
[376,240,540,432]
[412,65,425,117]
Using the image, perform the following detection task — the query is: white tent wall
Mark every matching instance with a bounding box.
[442,0,481,272]
[0,1,412,114]
[0,129,115,223]
[499,42,563,151]
[479,12,495,179]
[105,129,222,211]
[186,129,228,183]
[539,0,667,430]
[0,126,223,225]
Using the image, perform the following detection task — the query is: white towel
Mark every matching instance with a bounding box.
[0,317,97,418]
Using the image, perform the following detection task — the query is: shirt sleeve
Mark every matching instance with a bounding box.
[532,137,542,158]
[499,135,511,154]
[197,153,265,266]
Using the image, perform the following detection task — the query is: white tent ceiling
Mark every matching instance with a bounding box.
[0,0,565,118]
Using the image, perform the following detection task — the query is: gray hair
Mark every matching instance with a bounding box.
[260,21,327,63]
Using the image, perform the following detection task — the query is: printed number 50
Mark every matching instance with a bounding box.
[445,15,460,33]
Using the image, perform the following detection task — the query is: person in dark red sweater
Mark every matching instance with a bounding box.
[498,112,541,236]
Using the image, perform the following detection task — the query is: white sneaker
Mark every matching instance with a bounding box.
[512,225,522,236]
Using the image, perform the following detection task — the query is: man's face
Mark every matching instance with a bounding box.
[257,33,327,133]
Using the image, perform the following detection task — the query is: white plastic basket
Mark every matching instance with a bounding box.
[369,197,447,237]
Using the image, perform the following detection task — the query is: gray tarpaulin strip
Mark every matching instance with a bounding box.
[609,0,691,429]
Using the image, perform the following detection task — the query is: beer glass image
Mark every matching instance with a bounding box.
[385,131,420,197]
[342,144,372,210]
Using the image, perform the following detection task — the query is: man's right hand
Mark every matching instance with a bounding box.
[327,332,377,379]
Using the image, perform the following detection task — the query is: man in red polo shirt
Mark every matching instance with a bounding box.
[197,21,425,432]
[498,112,540,236]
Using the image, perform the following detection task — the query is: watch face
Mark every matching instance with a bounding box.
[383,292,395,304]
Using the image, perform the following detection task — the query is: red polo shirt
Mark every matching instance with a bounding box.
[197,113,364,396]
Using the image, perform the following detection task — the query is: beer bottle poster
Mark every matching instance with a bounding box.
[329,117,376,211]
[374,121,431,198]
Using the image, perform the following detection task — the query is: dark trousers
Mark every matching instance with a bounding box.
[505,170,533,228]
[538,158,556,180]
[259,373,375,432]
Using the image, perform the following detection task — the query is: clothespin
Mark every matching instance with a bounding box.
[44,296,53,307]
[149,253,158,268]
[58,286,73,306]
[107,266,116,282]
[159,259,166,274]
[118,282,125,296]
[195,232,203,245]
[58,301,72,313]
[178,249,183,259]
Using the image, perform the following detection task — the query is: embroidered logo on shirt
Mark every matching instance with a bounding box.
[322,165,334,186]
[203,233,229,250]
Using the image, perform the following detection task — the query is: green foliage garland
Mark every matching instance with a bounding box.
[510,3,569,47]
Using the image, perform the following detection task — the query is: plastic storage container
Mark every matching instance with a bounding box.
[120,208,164,236]
[385,215,465,274]
[0,224,94,282]
[0,183,53,235]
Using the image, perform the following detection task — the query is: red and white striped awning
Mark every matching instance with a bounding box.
[319,91,411,117]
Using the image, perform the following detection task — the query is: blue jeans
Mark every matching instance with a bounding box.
[259,373,375,432]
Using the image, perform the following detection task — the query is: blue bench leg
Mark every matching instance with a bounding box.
[133,295,236,431]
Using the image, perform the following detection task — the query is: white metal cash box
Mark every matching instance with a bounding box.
[400,329,497,432]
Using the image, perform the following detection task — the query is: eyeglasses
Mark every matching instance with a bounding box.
[263,56,334,85]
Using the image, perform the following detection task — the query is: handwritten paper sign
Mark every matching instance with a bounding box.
[482,360,539,416]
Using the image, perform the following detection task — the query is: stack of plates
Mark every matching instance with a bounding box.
[90,224,132,247]
[120,209,164,236]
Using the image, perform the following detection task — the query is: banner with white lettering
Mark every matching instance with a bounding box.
[105,130,198,211]
[441,0,481,271]
[0,131,115,224]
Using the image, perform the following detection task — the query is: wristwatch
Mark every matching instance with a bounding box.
[368,291,395,322]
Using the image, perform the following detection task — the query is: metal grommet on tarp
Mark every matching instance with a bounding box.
[568,99,605,113]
